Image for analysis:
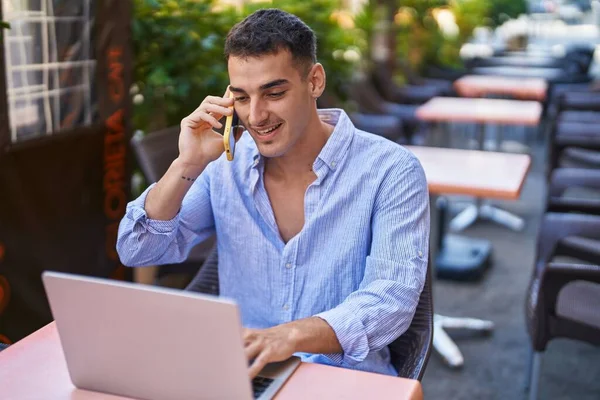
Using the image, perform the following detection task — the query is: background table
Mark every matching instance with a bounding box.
[416,96,542,127]
[0,322,424,400]
[407,145,531,368]
[454,75,548,102]
[472,66,566,81]
[416,96,541,232]
[407,145,531,200]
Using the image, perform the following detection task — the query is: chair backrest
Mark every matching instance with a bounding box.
[185,246,434,381]
[130,126,180,183]
[348,77,388,114]
[388,255,433,380]
[526,212,600,352]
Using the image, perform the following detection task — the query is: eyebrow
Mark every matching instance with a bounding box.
[229,79,290,94]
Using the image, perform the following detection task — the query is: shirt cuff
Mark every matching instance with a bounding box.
[126,183,180,234]
[315,307,370,366]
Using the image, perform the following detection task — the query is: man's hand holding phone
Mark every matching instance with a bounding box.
[144,88,241,221]
[177,88,238,175]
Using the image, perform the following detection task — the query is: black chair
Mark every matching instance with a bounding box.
[466,51,593,75]
[559,91,600,113]
[394,58,459,92]
[559,148,600,170]
[558,110,600,124]
[186,245,434,380]
[548,121,600,175]
[130,127,216,282]
[317,90,408,144]
[347,77,426,144]
[349,113,406,144]
[547,168,600,215]
[545,82,594,119]
[525,212,600,400]
[370,62,449,105]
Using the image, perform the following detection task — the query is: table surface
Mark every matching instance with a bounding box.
[416,96,542,126]
[0,322,423,400]
[406,145,531,200]
[454,74,548,101]
[472,66,566,79]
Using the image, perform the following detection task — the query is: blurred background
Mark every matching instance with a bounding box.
[1,1,600,399]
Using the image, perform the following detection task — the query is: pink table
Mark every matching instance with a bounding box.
[406,145,531,200]
[416,96,542,126]
[416,96,540,232]
[454,75,548,101]
[0,323,424,400]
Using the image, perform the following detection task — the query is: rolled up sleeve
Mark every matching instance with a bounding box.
[316,155,429,366]
[117,165,215,267]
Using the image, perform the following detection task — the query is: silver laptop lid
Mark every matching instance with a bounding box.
[42,271,254,400]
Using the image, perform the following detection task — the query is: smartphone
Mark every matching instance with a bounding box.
[223,92,238,162]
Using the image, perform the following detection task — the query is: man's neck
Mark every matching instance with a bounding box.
[264,111,334,182]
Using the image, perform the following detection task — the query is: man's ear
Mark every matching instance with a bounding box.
[308,63,326,99]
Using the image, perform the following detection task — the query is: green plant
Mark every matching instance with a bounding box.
[393,0,490,73]
[132,0,238,132]
[488,0,527,27]
[132,0,365,133]
[0,21,9,29]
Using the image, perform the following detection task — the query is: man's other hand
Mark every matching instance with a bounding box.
[243,325,298,378]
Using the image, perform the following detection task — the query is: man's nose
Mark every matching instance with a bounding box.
[248,99,269,127]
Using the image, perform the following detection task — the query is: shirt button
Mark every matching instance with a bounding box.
[418,251,423,257]
[331,161,337,168]
[253,159,259,166]
[283,304,290,311]
[285,262,292,269]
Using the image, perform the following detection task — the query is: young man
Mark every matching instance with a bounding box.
[117,9,429,377]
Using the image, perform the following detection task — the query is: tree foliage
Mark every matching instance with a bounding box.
[132,0,366,132]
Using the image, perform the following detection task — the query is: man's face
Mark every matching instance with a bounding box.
[228,50,314,158]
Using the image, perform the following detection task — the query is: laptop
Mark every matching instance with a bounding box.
[42,271,301,400]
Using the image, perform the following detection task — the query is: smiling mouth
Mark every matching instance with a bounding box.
[253,123,283,136]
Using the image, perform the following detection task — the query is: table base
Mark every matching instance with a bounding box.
[449,202,525,232]
[433,314,495,368]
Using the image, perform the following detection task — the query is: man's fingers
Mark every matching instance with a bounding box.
[186,88,234,129]
[205,95,234,108]
[244,337,262,361]
[248,352,269,379]
[183,110,222,130]
[190,94,234,118]
[203,103,233,120]
[243,328,256,343]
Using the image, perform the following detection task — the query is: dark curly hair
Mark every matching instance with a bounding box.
[224,9,317,78]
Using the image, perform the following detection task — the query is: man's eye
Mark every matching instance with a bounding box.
[234,96,248,102]
[267,91,286,98]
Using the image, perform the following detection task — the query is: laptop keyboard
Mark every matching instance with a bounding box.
[252,376,274,398]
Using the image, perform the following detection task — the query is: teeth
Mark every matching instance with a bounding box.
[256,124,281,135]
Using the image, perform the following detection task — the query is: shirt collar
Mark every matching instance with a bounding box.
[250,108,354,171]
[316,108,354,171]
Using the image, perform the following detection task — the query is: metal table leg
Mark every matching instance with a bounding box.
[433,197,495,367]
[449,123,526,232]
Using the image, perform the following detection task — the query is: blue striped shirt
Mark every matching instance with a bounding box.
[117,109,430,376]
